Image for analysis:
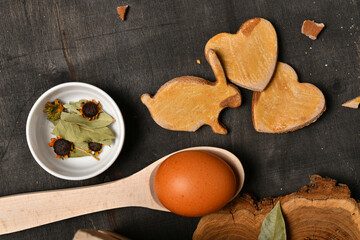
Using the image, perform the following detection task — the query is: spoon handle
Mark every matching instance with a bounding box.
[0,168,164,236]
[0,181,120,235]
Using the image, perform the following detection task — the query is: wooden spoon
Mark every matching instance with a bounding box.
[0,146,244,235]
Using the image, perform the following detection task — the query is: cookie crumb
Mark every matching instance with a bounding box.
[301,20,325,40]
[342,96,360,109]
[117,5,128,21]
[196,59,201,64]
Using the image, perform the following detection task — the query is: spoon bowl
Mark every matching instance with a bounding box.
[0,146,244,235]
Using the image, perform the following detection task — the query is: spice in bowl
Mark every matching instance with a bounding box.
[44,99,116,160]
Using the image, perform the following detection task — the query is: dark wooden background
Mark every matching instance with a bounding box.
[0,0,359,239]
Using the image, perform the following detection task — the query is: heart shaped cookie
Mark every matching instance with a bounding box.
[205,18,278,91]
[141,49,241,135]
[252,62,326,133]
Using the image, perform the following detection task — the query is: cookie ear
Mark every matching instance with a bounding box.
[141,93,153,107]
[206,49,227,86]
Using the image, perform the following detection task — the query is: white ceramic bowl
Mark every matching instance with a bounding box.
[26,82,125,180]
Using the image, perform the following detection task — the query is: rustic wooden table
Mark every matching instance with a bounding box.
[0,0,359,239]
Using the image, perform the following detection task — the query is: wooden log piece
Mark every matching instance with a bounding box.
[193,175,360,240]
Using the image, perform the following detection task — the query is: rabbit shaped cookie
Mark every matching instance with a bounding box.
[141,49,241,134]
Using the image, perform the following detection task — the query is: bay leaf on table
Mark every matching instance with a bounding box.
[51,120,115,143]
[258,201,286,240]
[61,112,115,128]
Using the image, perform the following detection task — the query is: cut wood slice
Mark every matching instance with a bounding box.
[205,18,278,91]
[193,175,360,240]
[141,49,241,135]
[252,62,326,133]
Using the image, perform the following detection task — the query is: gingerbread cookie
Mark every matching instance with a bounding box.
[252,62,326,133]
[205,18,278,92]
[141,49,241,134]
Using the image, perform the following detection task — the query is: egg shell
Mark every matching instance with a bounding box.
[154,150,236,217]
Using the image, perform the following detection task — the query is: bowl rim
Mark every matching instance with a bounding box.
[26,82,125,180]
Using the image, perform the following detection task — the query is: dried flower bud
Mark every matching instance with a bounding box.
[80,100,102,120]
[88,142,102,152]
[49,137,74,159]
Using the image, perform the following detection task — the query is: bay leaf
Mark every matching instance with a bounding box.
[51,99,115,160]
[51,120,80,142]
[64,100,85,114]
[49,118,59,126]
[98,139,112,146]
[258,201,286,240]
[51,120,115,143]
[69,141,99,160]
[61,111,115,128]
[79,125,115,142]
[69,149,89,158]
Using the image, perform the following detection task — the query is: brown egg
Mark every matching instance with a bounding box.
[154,150,237,217]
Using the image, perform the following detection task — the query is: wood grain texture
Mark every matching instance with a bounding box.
[0,0,359,239]
[0,158,168,235]
[193,175,360,240]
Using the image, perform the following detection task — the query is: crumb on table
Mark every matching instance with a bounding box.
[301,20,325,40]
[117,5,128,21]
[342,96,360,109]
